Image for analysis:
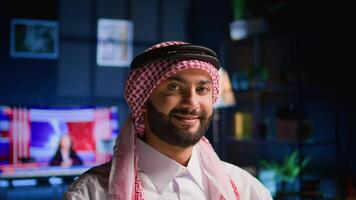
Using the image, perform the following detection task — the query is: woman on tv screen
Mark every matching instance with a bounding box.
[49,134,83,167]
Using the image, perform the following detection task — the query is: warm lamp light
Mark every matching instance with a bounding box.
[214,68,236,108]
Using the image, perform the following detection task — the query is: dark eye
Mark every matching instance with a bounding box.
[167,83,182,91]
[196,86,211,94]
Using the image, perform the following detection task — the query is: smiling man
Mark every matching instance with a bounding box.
[146,69,213,148]
[64,41,272,200]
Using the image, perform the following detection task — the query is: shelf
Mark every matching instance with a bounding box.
[224,136,337,147]
[302,140,338,147]
[224,137,296,145]
[233,83,322,94]
[220,30,344,198]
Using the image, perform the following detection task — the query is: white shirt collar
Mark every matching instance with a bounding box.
[137,139,205,194]
[187,145,205,191]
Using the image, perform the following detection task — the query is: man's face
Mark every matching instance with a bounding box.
[145,69,214,148]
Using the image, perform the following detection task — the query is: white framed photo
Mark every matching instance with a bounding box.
[10,18,59,59]
[97,19,133,67]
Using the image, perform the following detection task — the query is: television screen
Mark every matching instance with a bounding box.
[0,106,11,165]
[0,105,119,178]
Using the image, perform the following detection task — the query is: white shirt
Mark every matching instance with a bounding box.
[136,139,208,200]
[61,150,70,162]
[64,147,273,200]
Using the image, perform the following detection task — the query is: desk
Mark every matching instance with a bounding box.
[0,165,93,200]
[0,165,91,179]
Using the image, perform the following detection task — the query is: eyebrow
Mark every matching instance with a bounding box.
[167,75,212,85]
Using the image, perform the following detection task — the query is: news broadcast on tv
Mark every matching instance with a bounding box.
[0,105,119,176]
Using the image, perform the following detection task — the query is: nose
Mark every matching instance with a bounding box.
[181,88,199,111]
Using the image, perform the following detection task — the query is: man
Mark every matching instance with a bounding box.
[64,41,272,200]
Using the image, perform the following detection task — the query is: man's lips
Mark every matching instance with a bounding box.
[172,113,200,124]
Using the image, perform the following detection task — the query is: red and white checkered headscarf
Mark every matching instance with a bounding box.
[125,41,220,137]
[108,41,239,200]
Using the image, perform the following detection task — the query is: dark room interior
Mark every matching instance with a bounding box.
[0,0,355,199]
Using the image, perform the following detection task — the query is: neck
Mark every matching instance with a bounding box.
[61,148,70,153]
[144,131,193,166]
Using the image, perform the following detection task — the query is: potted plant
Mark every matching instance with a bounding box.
[259,150,311,197]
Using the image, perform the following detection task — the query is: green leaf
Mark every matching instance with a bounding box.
[258,150,312,184]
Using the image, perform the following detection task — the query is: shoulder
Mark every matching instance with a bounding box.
[63,161,111,200]
[222,161,273,200]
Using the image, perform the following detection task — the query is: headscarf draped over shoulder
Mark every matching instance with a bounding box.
[108,41,239,200]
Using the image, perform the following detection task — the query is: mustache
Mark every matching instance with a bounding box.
[170,108,205,118]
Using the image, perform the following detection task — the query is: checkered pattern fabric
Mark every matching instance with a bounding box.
[110,41,239,200]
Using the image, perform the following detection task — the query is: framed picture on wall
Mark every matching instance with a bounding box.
[96,19,133,67]
[10,18,59,59]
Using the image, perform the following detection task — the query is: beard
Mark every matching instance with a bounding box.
[146,101,213,148]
